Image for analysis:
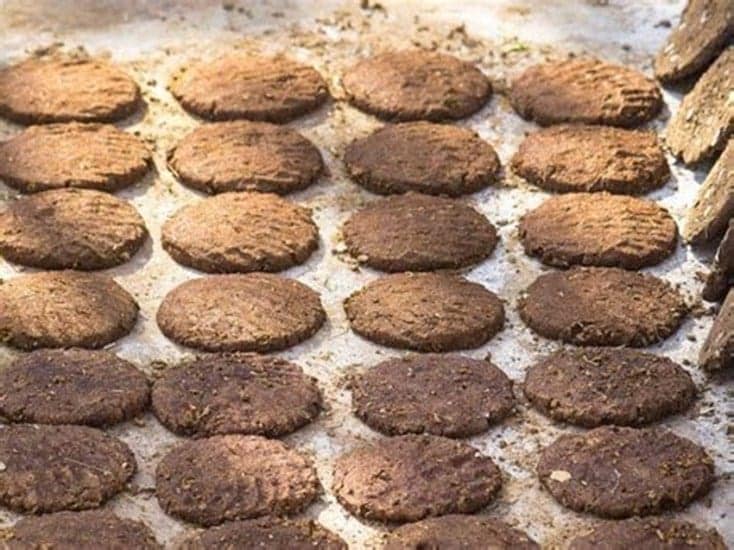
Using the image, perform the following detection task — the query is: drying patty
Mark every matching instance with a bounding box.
[155,434,320,526]
[152,353,322,437]
[342,50,491,121]
[509,58,662,127]
[351,353,514,437]
[654,0,734,83]
[537,426,715,518]
[518,192,677,269]
[382,515,539,550]
[162,191,318,273]
[510,124,669,194]
[0,57,141,124]
[703,221,734,302]
[2,510,160,550]
[0,123,151,193]
[683,139,734,245]
[519,267,687,347]
[0,271,138,350]
[665,47,733,165]
[177,517,346,550]
[569,517,726,550]
[699,289,734,372]
[344,272,504,352]
[342,192,497,272]
[332,434,502,523]
[168,120,323,195]
[523,347,696,427]
[156,274,325,353]
[343,122,500,196]
[0,188,148,270]
[170,54,328,122]
[0,348,150,427]
[0,424,135,513]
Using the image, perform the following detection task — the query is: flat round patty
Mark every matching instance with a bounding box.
[703,221,734,302]
[342,193,497,272]
[537,426,714,518]
[666,47,733,165]
[524,347,696,427]
[344,273,505,352]
[509,58,662,127]
[156,274,325,352]
[510,124,670,195]
[0,57,141,124]
[4,510,160,550]
[519,193,677,269]
[170,54,328,122]
[683,140,734,245]
[569,517,727,550]
[332,434,502,523]
[0,123,151,193]
[382,515,539,550]
[0,271,138,350]
[156,434,320,526]
[168,121,323,195]
[152,353,322,437]
[343,122,500,196]
[654,0,734,83]
[352,354,514,437]
[178,518,346,550]
[0,348,150,427]
[162,192,318,273]
[342,50,491,121]
[0,188,148,270]
[699,289,734,372]
[519,267,687,347]
[0,424,135,513]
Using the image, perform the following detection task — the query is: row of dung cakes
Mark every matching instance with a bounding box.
[322,48,536,550]
[652,0,733,375]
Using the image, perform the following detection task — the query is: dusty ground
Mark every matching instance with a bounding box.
[0,0,731,548]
